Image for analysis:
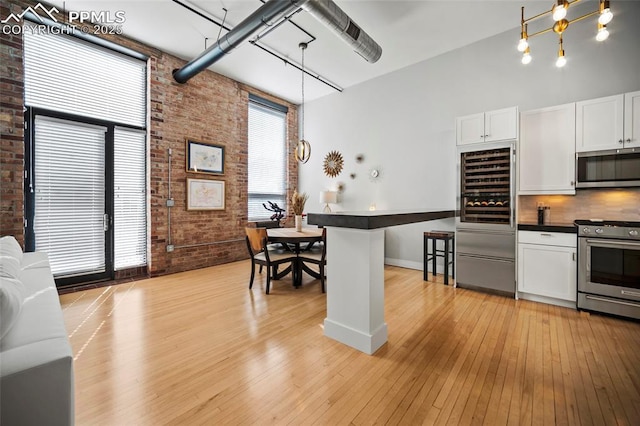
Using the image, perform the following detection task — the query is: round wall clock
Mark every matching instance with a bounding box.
[369,167,382,182]
[323,150,344,178]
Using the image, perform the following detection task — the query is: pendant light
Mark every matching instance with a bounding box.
[555,36,567,68]
[552,0,568,21]
[598,0,613,24]
[596,23,609,41]
[518,0,614,68]
[295,42,311,164]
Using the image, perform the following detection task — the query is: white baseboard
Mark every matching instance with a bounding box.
[384,258,422,271]
[518,292,577,310]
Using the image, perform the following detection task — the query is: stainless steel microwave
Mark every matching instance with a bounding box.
[576,148,640,188]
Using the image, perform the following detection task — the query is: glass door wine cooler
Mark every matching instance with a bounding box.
[460,147,512,225]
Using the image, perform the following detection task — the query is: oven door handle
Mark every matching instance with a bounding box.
[622,290,640,299]
[586,295,640,308]
[585,239,640,249]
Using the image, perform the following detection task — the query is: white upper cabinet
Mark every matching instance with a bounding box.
[456,113,484,145]
[576,94,624,152]
[456,107,518,145]
[485,108,519,142]
[519,103,576,195]
[625,90,640,148]
[576,90,640,152]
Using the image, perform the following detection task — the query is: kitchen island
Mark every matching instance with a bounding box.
[307,209,456,354]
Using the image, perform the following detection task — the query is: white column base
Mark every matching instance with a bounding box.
[324,227,387,355]
[324,319,388,355]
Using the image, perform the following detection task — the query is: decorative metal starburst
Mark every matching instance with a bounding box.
[323,150,344,178]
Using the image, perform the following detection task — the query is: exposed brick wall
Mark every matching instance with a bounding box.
[0,0,299,276]
[0,1,25,248]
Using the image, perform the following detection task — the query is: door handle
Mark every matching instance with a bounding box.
[585,239,640,249]
[103,214,109,231]
[586,295,640,308]
[621,290,640,299]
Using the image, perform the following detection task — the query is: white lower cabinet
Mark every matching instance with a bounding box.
[517,231,577,308]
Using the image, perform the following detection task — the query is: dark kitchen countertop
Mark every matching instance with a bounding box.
[307,209,457,230]
[518,223,577,233]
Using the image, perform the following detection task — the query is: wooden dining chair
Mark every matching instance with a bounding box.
[297,228,327,293]
[245,227,296,294]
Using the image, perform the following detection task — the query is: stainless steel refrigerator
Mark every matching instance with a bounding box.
[456,142,516,295]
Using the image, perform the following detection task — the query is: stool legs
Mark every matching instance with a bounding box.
[423,233,455,285]
[452,236,455,280]
[432,238,436,278]
[423,235,428,281]
[444,238,449,285]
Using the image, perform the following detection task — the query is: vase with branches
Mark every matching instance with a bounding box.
[291,190,309,231]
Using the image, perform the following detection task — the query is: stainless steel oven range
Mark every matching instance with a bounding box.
[576,220,640,320]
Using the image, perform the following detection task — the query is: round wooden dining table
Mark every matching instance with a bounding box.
[267,227,324,287]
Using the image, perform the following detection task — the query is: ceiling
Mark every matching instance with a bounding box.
[46,0,553,104]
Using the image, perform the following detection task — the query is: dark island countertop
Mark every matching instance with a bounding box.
[307,209,457,230]
[518,223,577,234]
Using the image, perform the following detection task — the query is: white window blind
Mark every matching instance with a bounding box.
[23,23,146,127]
[24,25,148,275]
[34,116,106,277]
[114,127,147,270]
[248,102,288,220]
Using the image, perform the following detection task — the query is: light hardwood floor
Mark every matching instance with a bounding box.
[60,261,640,425]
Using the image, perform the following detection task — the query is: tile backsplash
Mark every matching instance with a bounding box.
[518,189,640,224]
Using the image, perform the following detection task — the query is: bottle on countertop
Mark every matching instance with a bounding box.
[537,203,545,225]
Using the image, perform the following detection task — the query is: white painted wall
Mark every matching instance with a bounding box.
[299,1,640,270]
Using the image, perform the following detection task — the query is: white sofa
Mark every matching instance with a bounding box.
[0,236,74,426]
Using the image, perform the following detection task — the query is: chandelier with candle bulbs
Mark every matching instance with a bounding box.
[517,0,613,68]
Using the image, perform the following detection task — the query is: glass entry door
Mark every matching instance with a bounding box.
[32,115,111,283]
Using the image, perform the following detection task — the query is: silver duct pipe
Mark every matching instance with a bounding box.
[173,0,310,84]
[303,0,382,63]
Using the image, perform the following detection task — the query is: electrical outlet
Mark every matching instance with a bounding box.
[166,244,174,252]
[166,199,175,207]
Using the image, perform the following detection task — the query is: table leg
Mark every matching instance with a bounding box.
[290,258,296,287]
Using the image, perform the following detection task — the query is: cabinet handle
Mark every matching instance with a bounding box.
[627,138,632,143]
[484,134,489,137]
[619,139,624,144]
[540,233,552,237]
[572,252,576,261]
[570,180,575,186]
[480,135,484,138]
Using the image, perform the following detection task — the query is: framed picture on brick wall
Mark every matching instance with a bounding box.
[187,178,225,211]
[186,138,224,175]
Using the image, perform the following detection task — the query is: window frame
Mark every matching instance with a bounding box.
[247,95,289,222]
[22,23,148,286]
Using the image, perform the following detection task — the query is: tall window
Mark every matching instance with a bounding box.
[23,22,148,283]
[248,96,288,221]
